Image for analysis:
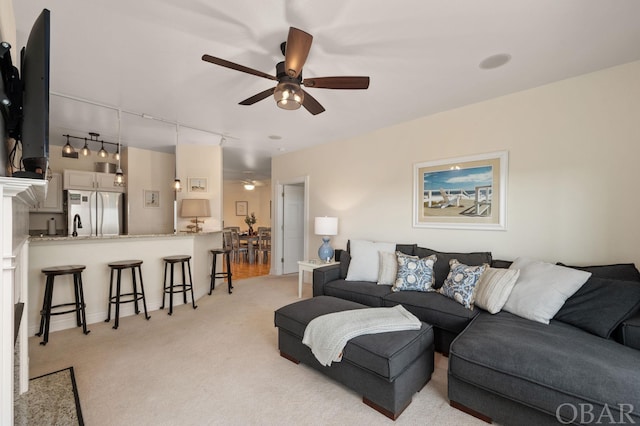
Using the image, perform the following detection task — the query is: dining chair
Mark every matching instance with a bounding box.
[257,229,271,263]
[222,231,234,261]
[230,229,248,263]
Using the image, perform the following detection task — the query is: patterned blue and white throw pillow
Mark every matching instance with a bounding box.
[438,259,487,309]
[393,252,437,292]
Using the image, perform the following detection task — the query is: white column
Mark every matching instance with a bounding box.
[0,177,45,425]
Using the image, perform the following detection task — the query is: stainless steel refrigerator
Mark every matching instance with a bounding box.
[66,190,124,236]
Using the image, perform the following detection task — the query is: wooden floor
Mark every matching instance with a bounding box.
[228,256,271,280]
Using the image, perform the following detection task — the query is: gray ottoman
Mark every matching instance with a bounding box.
[274,295,435,420]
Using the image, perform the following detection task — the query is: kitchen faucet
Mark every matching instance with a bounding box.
[72,214,83,237]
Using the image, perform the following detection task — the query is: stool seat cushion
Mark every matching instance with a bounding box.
[163,255,191,262]
[210,248,232,254]
[42,265,86,275]
[108,260,143,268]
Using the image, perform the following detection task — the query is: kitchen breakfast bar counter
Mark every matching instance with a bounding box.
[27,232,221,336]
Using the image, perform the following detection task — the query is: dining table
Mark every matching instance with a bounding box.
[239,234,270,264]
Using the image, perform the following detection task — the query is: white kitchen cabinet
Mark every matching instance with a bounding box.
[63,170,125,193]
[30,172,63,212]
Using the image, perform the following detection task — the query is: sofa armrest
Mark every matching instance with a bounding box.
[313,264,341,296]
[620,312,640,351]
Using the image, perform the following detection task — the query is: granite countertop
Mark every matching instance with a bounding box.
[29,231,220,242]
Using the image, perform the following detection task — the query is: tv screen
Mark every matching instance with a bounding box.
[13,8,50,179]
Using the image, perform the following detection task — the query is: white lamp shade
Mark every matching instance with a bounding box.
[180,199,211,218]
[314,217,338,236]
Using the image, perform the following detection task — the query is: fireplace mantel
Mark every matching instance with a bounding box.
[1,176,46,425]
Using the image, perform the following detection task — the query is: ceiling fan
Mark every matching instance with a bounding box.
[202,27,370,115]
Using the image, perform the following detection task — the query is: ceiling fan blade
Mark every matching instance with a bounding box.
[239,87,276,105]
[202,54,277,81]
[284,27,313,78]
[303,76,370,89]
[301,89,325,115]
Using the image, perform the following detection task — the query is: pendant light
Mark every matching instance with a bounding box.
[114,144,120,161]
[114,109,126,187]
[81,137,91,156]
[98,140,108,158]
[62,135,75,155]
[173,123,182,192]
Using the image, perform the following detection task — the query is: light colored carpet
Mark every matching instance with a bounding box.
[27,274,486,425]
[15,367,83,425]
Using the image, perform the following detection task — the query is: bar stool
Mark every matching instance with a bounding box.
[105,260,150,329]
[36,265,90,345]
[161,255,197,315]
[209,248,233,295]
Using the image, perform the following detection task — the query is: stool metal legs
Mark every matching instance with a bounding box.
[36,271,90,345]
[161,259,197,315]
[209,251,233,295]
[106,264,150,329]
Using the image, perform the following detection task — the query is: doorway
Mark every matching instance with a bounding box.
[273,177,309,275]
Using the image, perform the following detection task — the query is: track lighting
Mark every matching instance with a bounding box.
[98,141,108,158]
[81,138,90,156]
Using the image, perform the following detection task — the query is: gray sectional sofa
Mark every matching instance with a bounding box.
[312,244,640,425]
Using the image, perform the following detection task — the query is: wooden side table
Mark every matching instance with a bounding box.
[297,260,339,298]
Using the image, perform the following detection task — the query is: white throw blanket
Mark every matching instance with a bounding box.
[302,305,422,367]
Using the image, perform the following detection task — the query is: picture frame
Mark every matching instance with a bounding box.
[236,201,248,216]
[188,177,208,192]
[144,190,160,208]
[413,151,508,230]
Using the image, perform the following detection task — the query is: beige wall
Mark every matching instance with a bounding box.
[273,60,640,267]
[222,180,271,230]
[176,143,223,232]
[127,146,174,234]
[0,0,16,63]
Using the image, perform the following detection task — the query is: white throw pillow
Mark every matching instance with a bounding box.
[377,251,398,285]
[346,240,396,282]
[474,267,520,314]
[503,257,591,324]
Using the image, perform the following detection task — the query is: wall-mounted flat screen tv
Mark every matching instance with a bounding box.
[11,8,50,179]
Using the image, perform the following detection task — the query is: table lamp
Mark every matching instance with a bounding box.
[181,199,211,233]
[314,217,338,262]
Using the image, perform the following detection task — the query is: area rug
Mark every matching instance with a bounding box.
[14,366,84,426]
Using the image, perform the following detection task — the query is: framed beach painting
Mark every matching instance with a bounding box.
[413,151,508,230]
[188,177,208,193]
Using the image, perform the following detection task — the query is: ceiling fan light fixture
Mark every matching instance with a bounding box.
[244,183,255,191]
[274,81,303,110]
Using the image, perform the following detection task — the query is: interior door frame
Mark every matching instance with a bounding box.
[272,176,309,275]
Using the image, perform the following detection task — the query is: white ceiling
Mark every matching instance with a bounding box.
[13,0,640,183]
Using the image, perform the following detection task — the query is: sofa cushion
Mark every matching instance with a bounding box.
[415,247,492,288]
[473,267,520,314]
[490,259,513,269]
[345,239,396,282]
[383,291,479,334]
[449,312,640,423]
[324,279,392,307]
[275,296,434,381]
[554,276,640,338]
[377,251,398,285]
[620,313,640,350]
[275,295,367,337]
[438,260,487,310]
[395,243,417,256]
[557,262,640,282]
[503,257,591,324]
[393,253,437,292]
[339,251,351,279]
